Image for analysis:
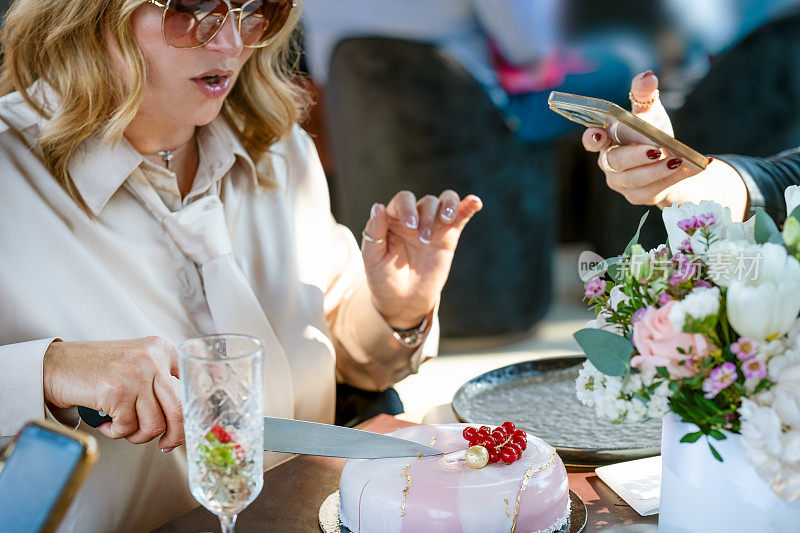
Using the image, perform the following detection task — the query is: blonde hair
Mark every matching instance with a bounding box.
[0,0,309,214]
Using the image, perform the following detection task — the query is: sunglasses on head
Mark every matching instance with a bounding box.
[147,0,296,49]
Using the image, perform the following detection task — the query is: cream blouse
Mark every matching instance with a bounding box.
[0,87,438,532]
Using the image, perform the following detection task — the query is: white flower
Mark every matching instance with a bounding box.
[705,240,760,288]
[740,373,800,502]
[662,200,733,254]
[585,284,629,334]
[608,285,630,311]
[786,185,800,216]
[772,365,800,426]
[726,243,800,341]
[768,348,800,381]
[721,219,756,244]
[575,361,671,423]
[667,286,721,332]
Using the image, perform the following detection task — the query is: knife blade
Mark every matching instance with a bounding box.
[263,417,443,459]
[78,408,442,459]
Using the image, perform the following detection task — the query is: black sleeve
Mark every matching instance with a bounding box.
[716,148,800,224]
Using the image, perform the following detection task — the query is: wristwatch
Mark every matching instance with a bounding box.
[391,315,430,348]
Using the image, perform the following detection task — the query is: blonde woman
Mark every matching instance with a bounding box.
[0,0,481,530]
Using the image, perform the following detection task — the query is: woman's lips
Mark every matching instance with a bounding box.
[192,74,231,99]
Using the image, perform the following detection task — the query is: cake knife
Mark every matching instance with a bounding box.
[262,417,443,458]
[78,408,443,459]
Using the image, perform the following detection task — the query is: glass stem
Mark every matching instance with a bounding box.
[219,514,237,533]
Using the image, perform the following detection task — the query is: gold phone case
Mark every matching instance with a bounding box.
[548,91,708,171]
[0,419,98,533]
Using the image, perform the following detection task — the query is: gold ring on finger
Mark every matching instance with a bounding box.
[600,147,620,174]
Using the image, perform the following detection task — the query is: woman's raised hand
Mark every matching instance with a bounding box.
[43,337,184,451]
[360,190,482,330]
[581,71,749,221]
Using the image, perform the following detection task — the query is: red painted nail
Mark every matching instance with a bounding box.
[667,158,683,170]
[708,157,714,163]
[593,132,602,143]
[647,149,661,160]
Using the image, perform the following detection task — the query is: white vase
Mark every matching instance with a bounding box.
[659,412,800,532]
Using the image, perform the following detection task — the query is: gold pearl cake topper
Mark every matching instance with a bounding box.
[465,445,490,469]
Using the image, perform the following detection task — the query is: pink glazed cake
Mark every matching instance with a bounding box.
[339,424,570,533]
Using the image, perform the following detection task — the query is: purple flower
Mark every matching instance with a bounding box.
[669,254,697,286]
[585,277,606,298]
[658,292,673,306]
[677,238,694,255]
[677,216,700,235]
[742,358,767,380]
[697,213,718,228]
[702,362,738,399]
[632,307,647,324]
[731,337,758,360]
[695,280,712,288]
[653,245,671,259]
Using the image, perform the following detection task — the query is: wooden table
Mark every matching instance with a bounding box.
[156,415,657,532]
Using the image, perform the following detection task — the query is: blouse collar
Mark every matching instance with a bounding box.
[1,81,258,216]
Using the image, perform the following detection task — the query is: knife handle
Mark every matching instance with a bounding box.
[78,406,113,428]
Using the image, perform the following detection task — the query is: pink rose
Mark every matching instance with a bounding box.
[631,302,710,379]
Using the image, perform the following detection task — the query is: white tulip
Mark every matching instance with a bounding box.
[706,240,759,287]
[726,244,800,341]
[786,185,800,217]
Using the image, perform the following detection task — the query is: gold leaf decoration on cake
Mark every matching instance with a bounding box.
[400,453,424,517]
[510,451,557,533]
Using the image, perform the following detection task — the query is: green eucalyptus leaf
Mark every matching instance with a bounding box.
[790,205,800,223]
[754,208,781,244]
[573,328,633,377]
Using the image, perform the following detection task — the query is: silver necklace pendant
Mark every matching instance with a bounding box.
[157,149,174,170]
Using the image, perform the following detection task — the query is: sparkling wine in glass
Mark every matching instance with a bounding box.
[179,334,264,533]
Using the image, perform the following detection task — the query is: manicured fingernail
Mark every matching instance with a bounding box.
[647,149,661,160]
[160,447,174,453]
[667,158,683,170]
[593,132,603,143]
[370,203,379,219]
[708,157,714,164]
[440,207,455,221]
[641,70,655,79]
[419,228,432,244]
[405,216,418,229]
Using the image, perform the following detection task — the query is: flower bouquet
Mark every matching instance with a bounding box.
[574,188,800,530]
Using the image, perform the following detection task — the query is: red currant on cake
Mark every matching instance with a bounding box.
[462,427,477,441]
[462,421,527,468]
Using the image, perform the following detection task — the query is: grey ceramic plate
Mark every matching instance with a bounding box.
[452,356,661,467]
[319,490,586,533]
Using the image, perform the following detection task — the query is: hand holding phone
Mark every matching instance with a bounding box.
[548,90,709,171]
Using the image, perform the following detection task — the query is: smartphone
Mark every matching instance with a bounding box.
[548,91,709,171]
[0,420,98,533]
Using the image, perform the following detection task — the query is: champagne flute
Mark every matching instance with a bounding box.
[179,334,264,533]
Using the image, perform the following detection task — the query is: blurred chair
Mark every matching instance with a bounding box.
[324,37,557,338]
[673,3,800,157]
